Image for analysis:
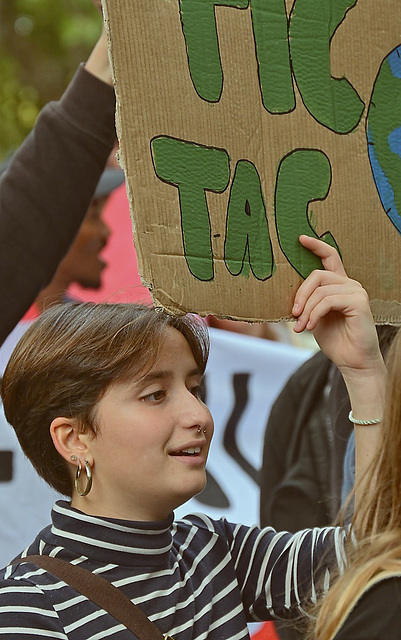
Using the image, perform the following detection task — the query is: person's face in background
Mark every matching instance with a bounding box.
[58,195,111,290]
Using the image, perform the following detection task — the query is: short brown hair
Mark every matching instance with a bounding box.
[1,302,209,497]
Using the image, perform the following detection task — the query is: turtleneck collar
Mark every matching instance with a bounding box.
[47,500,174,568]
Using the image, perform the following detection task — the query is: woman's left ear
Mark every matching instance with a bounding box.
[50,417,93,466]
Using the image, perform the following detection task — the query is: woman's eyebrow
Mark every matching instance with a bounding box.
[139,367,202,385]
[139,370,171,384]
[187,367,202,378]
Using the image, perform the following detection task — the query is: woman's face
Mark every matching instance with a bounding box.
[73,327,214,521]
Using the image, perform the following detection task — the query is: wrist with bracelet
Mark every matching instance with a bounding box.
[348,411,382,426]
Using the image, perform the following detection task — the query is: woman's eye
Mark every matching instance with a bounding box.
[143,390,165,402]
[190,385,201,398]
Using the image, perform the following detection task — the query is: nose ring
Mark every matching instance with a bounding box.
[197,426,207,435]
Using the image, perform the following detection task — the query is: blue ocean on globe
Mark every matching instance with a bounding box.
[367,45,401,235]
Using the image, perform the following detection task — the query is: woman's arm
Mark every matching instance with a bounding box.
[292,235,387,508]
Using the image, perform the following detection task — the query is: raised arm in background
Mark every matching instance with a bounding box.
[0,10,116,346]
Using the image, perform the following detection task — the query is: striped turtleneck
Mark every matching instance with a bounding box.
[0,500,348,639]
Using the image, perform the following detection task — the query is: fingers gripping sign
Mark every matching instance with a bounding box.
[291,235,382,377]
[291,235,388,505]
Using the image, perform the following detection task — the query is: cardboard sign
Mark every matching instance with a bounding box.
[103,0,401,322]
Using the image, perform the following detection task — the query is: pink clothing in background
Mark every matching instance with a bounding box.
[69,184,152,305]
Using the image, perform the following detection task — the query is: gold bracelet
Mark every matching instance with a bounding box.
[348,410,382,426]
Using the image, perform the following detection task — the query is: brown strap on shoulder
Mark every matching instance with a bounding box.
[11,555,170,640]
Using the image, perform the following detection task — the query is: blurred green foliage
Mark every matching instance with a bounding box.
[0,0,101,161]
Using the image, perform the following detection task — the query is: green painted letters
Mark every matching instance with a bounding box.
[179,0,249,102]
[275,149,340,278]
[151,136,230,281]
[250,0,295,113]
[152,142,341,281]
[289,0,364,133]
[225,160,274,279]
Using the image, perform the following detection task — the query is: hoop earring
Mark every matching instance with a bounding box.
[74,460,92,497]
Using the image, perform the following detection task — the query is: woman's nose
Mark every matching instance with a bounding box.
[181,391,213,432]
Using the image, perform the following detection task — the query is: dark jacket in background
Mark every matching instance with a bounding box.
[260,350,351,533]
[0,64,116,346]
[259,350,351,640]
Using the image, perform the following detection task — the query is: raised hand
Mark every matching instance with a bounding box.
[292,235,382,377]
[292,235,387,494]
[91,0,102,13]
[85,5,112,87]
[292,234,386,422]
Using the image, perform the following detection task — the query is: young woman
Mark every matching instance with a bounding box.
[0,236,386,639]
[312,327,401,640]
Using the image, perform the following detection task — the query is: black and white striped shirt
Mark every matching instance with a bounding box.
[0,500,347,639]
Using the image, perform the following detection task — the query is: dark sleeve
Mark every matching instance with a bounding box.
[334,577,401,640]
[259,351,333,531]
[0,63,116,345]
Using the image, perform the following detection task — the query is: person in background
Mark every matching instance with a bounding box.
[0,164,124,566]
[0,0,115,346]
[311,326,401,640]
[0,0,120,562]
[31,166,124,314]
